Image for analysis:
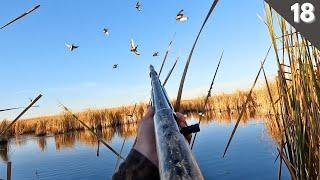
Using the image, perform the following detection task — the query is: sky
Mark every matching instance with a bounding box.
[0,0,277,119]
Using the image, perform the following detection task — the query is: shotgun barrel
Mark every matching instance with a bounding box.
[149,65,203,180]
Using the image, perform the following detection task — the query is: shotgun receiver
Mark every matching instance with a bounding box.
[149,65,203,180]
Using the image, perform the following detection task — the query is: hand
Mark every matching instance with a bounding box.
[175,112,192,143]
[133,107,190,167]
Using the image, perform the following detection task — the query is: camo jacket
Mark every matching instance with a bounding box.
[112,149,160,180]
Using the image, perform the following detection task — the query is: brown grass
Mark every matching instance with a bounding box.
[263,4,320,179]
[0,84,279,138]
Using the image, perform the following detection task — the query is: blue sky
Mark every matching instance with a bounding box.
[0,0,276,119]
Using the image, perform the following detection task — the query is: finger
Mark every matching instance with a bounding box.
[175,112,187,128]
[175,112,191,143]
[144,107,154,118]
[175,112,186,121]
[178,119,187,128]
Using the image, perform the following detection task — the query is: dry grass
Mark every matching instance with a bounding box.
[263,4,320,179]
[0,85,278,138]
[180,83,277,117]
[11,111,254,154]
[5,103,146,137]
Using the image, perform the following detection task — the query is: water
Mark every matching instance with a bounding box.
[0,119,289,179]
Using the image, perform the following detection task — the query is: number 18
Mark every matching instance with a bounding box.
[291,3,316,24]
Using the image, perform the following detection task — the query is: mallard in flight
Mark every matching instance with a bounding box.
[103,28,109,36]
[176,10,188,22]
[65,43,79,51]
[130,39,140,55]
[135,1,141,11]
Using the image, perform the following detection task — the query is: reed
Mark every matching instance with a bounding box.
[163,52,181,86]
[4,109,263,160]
[223,46,272,157]
[175,0,220,111]
[263,4,320,179]
[191,51,224,149]
[60,103,125,159]
[0,85,279,138]
[158,36,175,77]
[0,120,12,138]
[35,120,47,136]
[0,94,42,138]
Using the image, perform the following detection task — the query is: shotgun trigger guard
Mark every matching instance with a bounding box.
[180,124,200,135]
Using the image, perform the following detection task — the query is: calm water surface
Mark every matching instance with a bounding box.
[0,118,289,179]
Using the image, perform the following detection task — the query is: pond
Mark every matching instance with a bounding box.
[0,118,289,179]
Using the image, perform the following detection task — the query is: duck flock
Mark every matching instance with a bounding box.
[0,2,189,70]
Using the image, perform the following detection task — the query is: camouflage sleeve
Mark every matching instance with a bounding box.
[112,149,160,180]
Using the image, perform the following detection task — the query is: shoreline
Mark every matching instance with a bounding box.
[0,84,277,140]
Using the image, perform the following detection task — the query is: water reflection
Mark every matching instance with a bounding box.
[34,123,138,151]
[186,109,257,125]
[37,137,47,151]
[0,111,290,180]
[0,143,9,162]
[9,110,262,153]
[55,133,77,150]
[13,136,27,147]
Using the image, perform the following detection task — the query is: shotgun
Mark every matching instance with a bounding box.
[149,65,203,180]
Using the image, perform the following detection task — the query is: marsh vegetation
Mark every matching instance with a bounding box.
[262,5,320,179]
[0,84,279,139]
